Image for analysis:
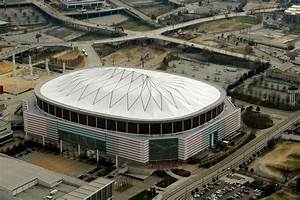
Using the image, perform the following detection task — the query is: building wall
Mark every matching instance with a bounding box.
[267,69,300,84]
[60,0,105,8]
[24,109,149,163]
[24,100,240,163]
[0,121,13,145]
[179,108,241,160]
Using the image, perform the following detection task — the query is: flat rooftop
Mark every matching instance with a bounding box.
[0,154,113,200]
[58,178,113,200]
[0,153,63,192]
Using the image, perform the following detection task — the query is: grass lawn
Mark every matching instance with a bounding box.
[264,191,299,200]
[288,153,300,160]
[289,24,300,34]
[193,16,260,33]
[122,21,154,31]
[235,16,260,25]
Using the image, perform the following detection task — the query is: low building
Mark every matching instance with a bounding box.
[59,0,105,9]
[0,154,114,200]
[284,5,300,23]
[0,119,13,145]
[266,63,300,84]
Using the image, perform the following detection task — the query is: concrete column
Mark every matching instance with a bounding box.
[12,54,16,77]
[115,154,118,168]
[210,133,214,147]
[12,53,17,95]
[96,149,99,162]
[29,55,33,76]
[78,144,81,155]
[25,131,28,140]
[63,62,66,73]
[60,140,63,153]
[45,58,50,75]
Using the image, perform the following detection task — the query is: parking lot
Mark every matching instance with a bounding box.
[191,174,263,200]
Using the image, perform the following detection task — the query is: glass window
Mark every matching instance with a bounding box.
[139,123,149,134]
[88,116,96,127]
[71,112,78,123]
[192,116,199,128]
[49,104,55,115]
[128,122,137,134]
[42,102,48,113]
[173,121,182,133]
[63,109,70,120]
[37,98,42,109]
[117,121,126,132]
[97,118,106,129]
[107,119,116,131]
[162,123,172,134]
[206,110,212,121]
[184,119,191,131]
[149,138,178,161]
[55,107,62,118]
[212,108,217,118]
[79,114,87,125]
[150,124,161,134]
[200,114,205,125]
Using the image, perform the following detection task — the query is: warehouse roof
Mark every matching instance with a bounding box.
[0,154,62,193]
[57,178,113,200]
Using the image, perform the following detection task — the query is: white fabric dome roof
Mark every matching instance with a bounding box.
[38,67,224,121]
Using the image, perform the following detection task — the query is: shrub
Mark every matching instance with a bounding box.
[242,109,273,129]
[171,168,191,177]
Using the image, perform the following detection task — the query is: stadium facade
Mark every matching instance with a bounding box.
[23,67,241,163]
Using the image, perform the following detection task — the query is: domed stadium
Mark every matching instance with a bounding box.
[24,67,241,163]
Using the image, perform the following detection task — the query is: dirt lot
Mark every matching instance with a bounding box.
[189,34,251,55]
[56,49,85,68]
[102,46,173,69]
[20,151,95,177]
[244,0,278,11]
[0,67,58,94]
[0,60,13,75]
[250,141,300,181]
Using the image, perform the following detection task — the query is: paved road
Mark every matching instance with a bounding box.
[109,0,153,24]
[151,8,282,35]
[150,34,262,62]
[156,111,300,200]
[63,7,126,16]
[78,43,101,67]
[31,0,125,35]
[0,5,281,62]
